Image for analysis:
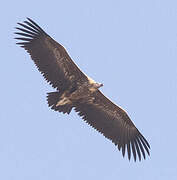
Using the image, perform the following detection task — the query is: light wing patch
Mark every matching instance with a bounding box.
[56,97,71,106]
[87,76,96,84]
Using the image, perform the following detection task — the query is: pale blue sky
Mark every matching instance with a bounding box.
[1,0,177,179]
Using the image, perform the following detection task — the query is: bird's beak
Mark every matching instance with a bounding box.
[100,83,103,87]
[96,83,103,88]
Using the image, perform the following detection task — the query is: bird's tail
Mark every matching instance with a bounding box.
[47,91,73,114]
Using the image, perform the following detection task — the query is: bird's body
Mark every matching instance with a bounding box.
[15,18,150,161]
[48,78,102,114]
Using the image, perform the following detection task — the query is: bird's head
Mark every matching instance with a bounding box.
[93,82,103,89]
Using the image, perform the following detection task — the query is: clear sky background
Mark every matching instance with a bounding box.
[1,0,177,179]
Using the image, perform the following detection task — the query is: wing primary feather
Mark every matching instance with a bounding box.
[16,42,28,45]
[117,144,121,151]
[122,126,128,157]
[134,139,141,161]
[15,27,37,36]
[24,18,46,35]
[127,141,131,160]
[136,137,146,159]
[120,129,126,157]
[14,32,34,38]
[126,128,131,160]
[121,144,126,157]
[117,133,122,150]
[139,133,150,149]
[24,21,42,34]
[118,130,123,151]
[131,140,136,162]
[14,37,32,41]
[26,17,46,33]
[17,23,39,34]
[139,136,150,155]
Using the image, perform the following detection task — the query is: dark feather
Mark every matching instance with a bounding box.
[74,90,150,161]
[134,139,141,161]
[15,18,88,91]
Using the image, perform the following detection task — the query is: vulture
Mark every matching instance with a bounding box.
[15,18,150,161]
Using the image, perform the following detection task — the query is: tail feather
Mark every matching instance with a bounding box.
[47,92,72,114]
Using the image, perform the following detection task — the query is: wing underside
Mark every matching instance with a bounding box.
[74,90,150,161]
[15,18,88,91]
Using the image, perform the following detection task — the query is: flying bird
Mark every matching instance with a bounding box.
[15,18,150,161]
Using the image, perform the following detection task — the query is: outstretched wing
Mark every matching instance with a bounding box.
[15,18,88,91]
[74,90,150,161]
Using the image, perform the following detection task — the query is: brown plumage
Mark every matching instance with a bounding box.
[15,18,150,161]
